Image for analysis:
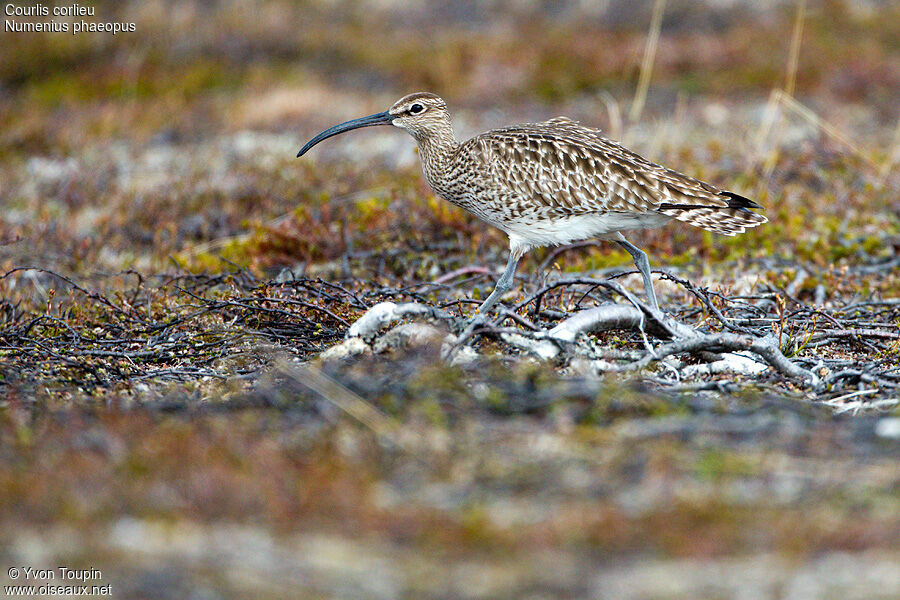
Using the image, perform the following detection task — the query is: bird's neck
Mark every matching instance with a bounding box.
[414,123,459,167]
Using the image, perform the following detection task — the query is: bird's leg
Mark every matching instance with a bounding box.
[615,234,660,311]
[476,252,520,315]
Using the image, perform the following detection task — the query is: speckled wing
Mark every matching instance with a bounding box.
[464,117,767,235]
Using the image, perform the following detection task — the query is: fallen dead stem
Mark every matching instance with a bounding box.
[341,286,817,388]
[326,266,900,406]
[0,266,353,389]
[1,259,899,409]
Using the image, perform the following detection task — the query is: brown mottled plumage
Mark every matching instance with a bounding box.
[297,92,766,313]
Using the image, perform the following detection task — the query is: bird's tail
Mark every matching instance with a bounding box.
[658,191,767,236]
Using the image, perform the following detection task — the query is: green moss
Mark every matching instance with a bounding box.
[19,57,241,108]
[576,249,631,272]
[694,449,759,482]
[581,382,688,424]
[408,364,470,407]
[176,236,255,274]
[665,247,700,267]
[24,72,96,105]
[410,397,448,428]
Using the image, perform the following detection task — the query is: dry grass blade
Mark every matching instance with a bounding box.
[777,92,878,169]
[754,90,882,194]
[784,0,806,99]
[821,389,880,414]
[878,116,900,188]
[629,0,666,123]
[275,360,410,450]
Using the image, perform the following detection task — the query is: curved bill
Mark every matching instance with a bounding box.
[297,111,394,157]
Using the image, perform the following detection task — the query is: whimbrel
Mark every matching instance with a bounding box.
[297,92,766,314]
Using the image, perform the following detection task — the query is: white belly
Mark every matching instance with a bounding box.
[504,212,671,255]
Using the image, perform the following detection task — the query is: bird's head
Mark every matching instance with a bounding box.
[297,92,451,157]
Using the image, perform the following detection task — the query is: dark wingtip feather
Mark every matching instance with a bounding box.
[658,192,765,214]
[719,191,763,211]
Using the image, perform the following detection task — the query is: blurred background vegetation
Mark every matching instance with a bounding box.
[2,0,897,145]
[1,0,898,276]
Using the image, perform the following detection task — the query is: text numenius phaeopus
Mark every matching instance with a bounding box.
[297,92,767,313]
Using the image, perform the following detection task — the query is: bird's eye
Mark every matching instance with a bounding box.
[409,103,425,115]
